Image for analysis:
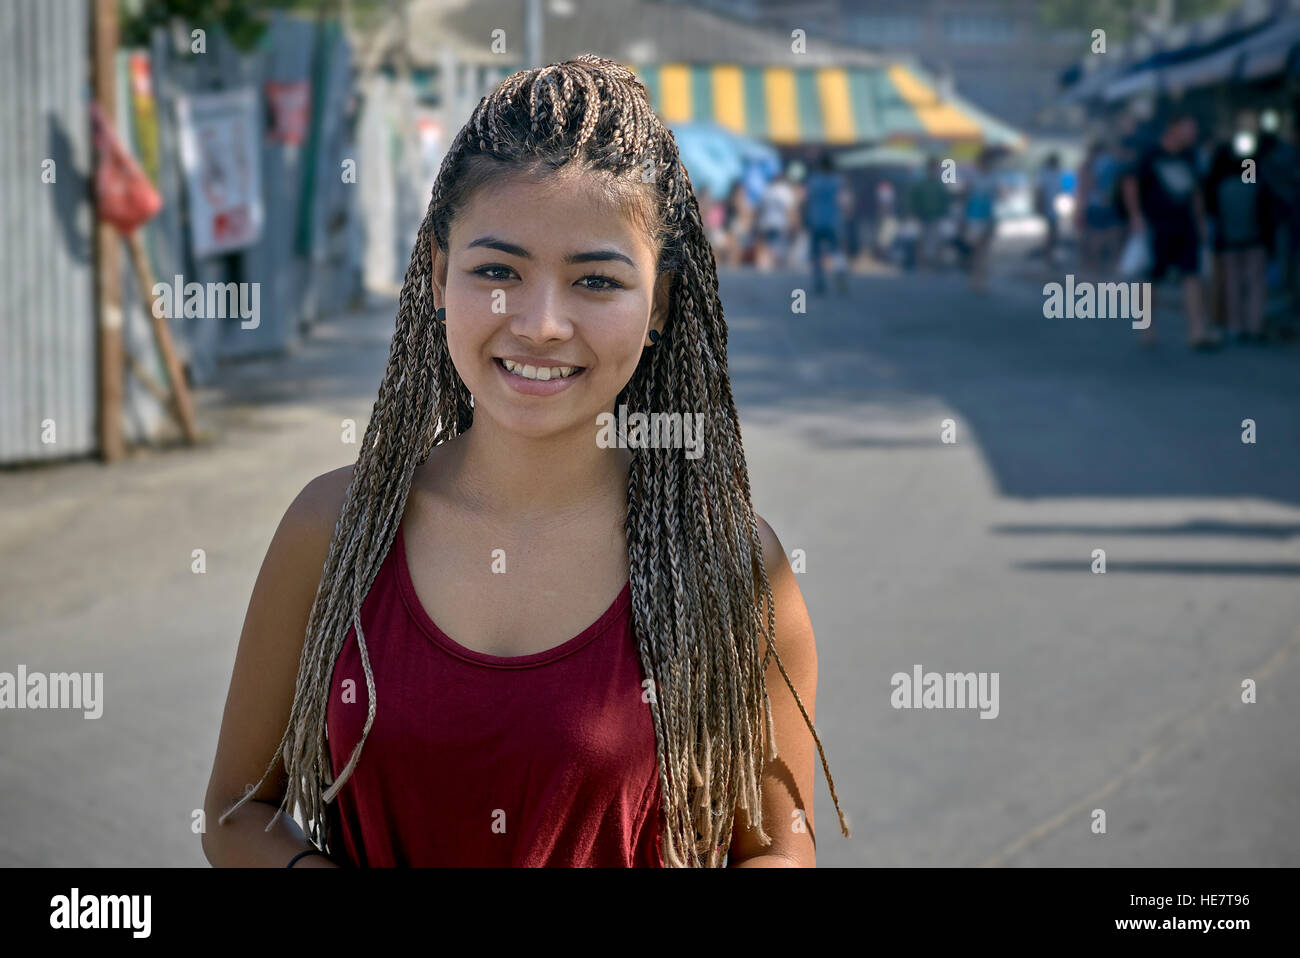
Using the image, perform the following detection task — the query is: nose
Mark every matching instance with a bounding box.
[508,281,573,343]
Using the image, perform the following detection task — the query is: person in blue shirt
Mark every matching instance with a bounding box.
[1076,138,1124,274]
[803,151,848,295]
[961,148,999,293]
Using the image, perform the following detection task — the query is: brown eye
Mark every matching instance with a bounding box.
[578,274,623,291]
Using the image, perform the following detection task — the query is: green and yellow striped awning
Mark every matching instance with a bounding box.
[629,62,1024,149]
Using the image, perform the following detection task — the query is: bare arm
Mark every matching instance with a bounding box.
[726,514,818,867]
[201,465,354,867]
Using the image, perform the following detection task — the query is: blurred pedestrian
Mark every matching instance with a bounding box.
[1076,139,1124,274]
[907,155,952,271]
[840,179,861,269]
[755,168,797,271]
[787,161,809,266]
[803,151,848,295]
[699,186,728,263]
[722,179,755,267]
[1122,110,1217,348]
[1204,141,1269,341]
[961,148,998,293]
[1035,153,1063,264]
[1257,124,1300,326]
[874,177,898,261]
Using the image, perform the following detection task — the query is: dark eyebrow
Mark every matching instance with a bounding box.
[465,235,635,268]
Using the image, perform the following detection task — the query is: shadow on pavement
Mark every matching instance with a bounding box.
[719,268,1300,508]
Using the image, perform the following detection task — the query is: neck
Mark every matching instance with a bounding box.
[446,411,631,529]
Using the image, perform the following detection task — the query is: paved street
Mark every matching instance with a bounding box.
[2,264,1298,866]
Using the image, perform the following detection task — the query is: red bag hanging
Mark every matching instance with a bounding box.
[92,100,163,234]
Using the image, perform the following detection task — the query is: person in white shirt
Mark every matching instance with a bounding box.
[755,171,797,271]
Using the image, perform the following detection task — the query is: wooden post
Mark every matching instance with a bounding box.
[93,0,124,462]
[126,232,201,442]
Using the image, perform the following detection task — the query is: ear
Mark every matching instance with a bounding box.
[649,269,673,338]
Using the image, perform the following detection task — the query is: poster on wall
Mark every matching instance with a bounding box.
[175,88,263,257]
[265,80,311,146]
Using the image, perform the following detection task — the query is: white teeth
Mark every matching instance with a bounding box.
[500,359,580,381]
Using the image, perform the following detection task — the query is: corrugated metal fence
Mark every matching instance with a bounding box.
[0,0,96,464]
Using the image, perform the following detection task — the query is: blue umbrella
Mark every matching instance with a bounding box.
[668,122,780,200]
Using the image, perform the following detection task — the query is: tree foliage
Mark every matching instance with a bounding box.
[119,0,333,51]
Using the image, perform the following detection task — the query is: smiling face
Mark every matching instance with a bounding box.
[432,167,672,440]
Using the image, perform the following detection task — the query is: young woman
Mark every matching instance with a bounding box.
[202,55,849,868]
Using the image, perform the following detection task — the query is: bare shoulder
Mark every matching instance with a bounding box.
[289,464,355,535]
[754,512,787,579]
[263,463,357,611]
[752,511,814,655]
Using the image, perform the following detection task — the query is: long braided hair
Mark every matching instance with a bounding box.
[221,53,849,867]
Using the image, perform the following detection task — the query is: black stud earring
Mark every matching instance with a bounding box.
[647,329,660,345]
[434,307,446,324]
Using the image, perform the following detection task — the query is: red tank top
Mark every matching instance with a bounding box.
[323,520,664,867]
